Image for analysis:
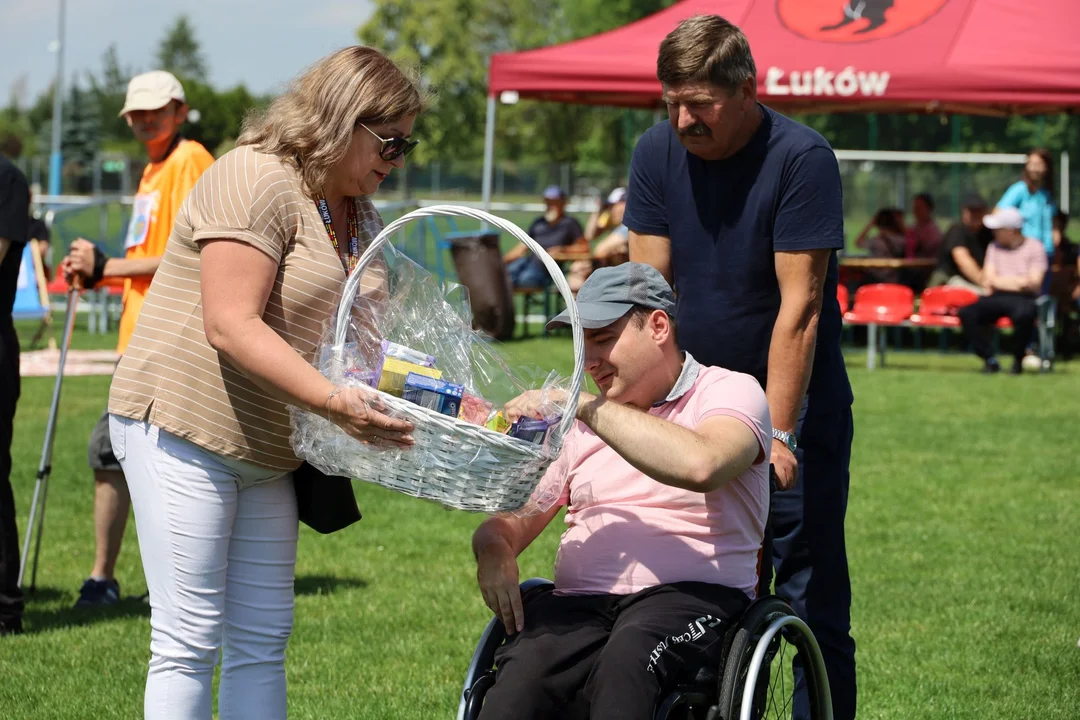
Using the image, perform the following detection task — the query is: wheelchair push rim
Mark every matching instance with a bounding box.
[717,596,833,720]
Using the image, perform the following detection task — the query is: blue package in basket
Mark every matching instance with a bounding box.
[508,416,559,444]
[403,373,464,418]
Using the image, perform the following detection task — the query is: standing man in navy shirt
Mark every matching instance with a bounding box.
[625,15,855,720]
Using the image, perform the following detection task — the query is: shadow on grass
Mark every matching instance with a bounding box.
[295,574,368,597]
[23,588,150,634]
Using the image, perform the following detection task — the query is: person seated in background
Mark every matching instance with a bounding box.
[1049,210,1078,304]
[854,207,906,284]
[905,192,942,259]
[504,185,585,290]
[471,263,771,720]
[586,186,631,265]
[1049,211,1080,357]
[957,207,1048,374]
[927,193,993,295]
[568,187,630,291]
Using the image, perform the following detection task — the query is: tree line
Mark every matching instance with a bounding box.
[0,15,269,185]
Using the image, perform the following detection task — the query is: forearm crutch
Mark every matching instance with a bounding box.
[18,284,80,592]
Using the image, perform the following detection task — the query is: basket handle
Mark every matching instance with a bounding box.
[332,204,586,446]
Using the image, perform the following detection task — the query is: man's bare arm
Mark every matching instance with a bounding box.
[103,255,162,279]
[0,237,9,265]
[951,246,983,285]
[768,250,831,434]
[629,231,673,285]
[577,397,760,493]
[473,505,561,561]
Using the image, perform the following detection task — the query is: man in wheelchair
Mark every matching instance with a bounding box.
[471,263,772,720]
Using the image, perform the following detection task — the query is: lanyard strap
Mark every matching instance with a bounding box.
[314,194,360,274]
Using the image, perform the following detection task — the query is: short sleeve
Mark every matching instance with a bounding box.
[984,243,999,270]
[942,224,964,253]
[695,371,772,465]
[623,128,669,237]
[566,217,584,242]
[0,165,29,247]
[1031,242,1049,273]
[189,147,292,261]
[772,147,845,252]
[169,143,214,218]
[997,183,1023,210]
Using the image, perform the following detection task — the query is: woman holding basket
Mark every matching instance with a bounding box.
[106,47,421,719]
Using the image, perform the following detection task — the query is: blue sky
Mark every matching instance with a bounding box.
[1,0,377,106]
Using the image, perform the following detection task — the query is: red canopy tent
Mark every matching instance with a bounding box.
[489,0,1080,115]
[479,0,1080,206]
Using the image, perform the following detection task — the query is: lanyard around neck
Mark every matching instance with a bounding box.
[314,195,360,274]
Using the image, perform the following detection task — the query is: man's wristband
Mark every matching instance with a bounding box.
[87,244,108,289]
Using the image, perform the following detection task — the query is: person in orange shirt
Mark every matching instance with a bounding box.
[61,71,214,607]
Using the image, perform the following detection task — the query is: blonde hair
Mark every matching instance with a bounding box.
[239,46,424,196]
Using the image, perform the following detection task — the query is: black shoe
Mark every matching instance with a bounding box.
[1010,358,1023,375]
[74,578,121,608]
[983,358,1001,374]
[0,618,23,636]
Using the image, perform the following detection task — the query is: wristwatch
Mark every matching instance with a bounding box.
[772,428,797,452]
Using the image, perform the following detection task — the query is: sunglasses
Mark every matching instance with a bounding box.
[359,123,419,162]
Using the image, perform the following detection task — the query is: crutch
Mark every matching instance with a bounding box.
[18,282,81,592]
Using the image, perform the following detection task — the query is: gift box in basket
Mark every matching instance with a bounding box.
[290,205,585,514]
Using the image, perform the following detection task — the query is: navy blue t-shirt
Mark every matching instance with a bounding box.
[623,106,853,415]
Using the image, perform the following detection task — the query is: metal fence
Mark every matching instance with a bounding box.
[32,147,1075,333]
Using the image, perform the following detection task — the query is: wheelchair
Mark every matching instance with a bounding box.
[457,461,835,720]
[456,575,832,720]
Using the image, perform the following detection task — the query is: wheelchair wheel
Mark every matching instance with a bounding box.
[715,597,832,720]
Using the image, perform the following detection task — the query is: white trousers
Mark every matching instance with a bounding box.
[110,414,298,720]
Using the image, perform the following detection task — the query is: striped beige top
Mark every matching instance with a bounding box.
[109,144,386,471]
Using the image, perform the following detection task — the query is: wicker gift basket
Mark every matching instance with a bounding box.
[296,204,585,514]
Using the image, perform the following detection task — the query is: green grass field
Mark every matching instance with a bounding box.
[2,320,1079,719]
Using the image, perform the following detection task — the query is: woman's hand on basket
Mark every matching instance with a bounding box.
[326,386,415,448]
[476,538,524,635]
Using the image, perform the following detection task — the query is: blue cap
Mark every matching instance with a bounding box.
[542,185,565,201]
[546,262,676,330]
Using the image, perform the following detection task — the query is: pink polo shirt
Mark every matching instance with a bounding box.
[546,359,771,600]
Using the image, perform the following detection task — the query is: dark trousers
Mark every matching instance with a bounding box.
[0,325,23,629]
[478,582,749,720]
[957,291,1037,362]
[772,406,856,720]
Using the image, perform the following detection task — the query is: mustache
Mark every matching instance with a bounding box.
[679,123,712,138]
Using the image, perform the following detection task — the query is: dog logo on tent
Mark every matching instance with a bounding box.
[778,0,950,43]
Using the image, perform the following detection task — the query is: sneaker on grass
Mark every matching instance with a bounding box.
[74,578,120,608]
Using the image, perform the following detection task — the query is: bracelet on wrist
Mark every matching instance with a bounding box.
[324,387,343,416]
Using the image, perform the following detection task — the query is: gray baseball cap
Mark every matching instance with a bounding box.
[546,262,676,331]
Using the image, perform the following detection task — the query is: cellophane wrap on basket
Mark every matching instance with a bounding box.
[290,238,574,515]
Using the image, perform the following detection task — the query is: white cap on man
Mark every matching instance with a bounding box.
[119,71,186,117]
[983,207,1024,230]
[607,187,627,205]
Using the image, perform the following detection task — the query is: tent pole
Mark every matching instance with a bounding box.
[950,115,962,219]
[1061,150,1070,214]
[481,94,496,214]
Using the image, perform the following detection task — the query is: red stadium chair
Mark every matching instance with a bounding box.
[836,284,850,313]
[909,286,980,328]
[843,284,915,325]
[46,277,70,295]
[842,283,915,369]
